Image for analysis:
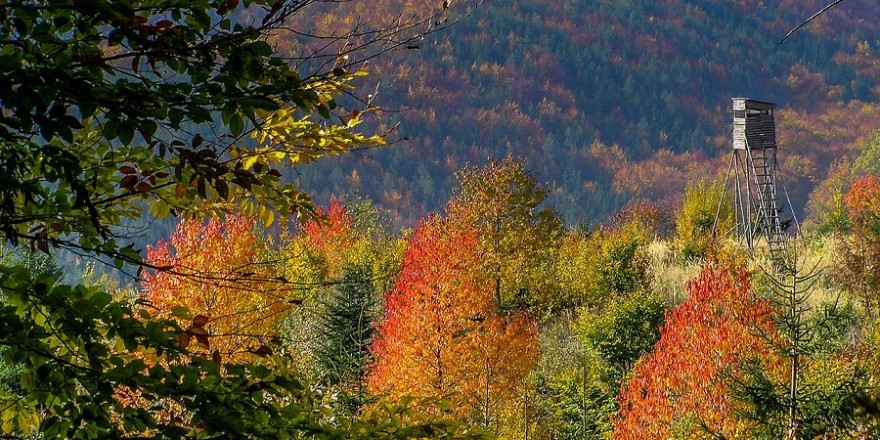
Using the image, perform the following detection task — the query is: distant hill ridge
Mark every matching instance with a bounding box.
[282,0,880,224]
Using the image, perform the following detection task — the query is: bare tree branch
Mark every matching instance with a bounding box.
[779,0,848,45]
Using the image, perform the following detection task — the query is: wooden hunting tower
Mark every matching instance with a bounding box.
[718,98,794,261]
[733,98,776,150]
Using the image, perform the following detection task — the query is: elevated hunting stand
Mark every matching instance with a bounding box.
[715,98,799,263]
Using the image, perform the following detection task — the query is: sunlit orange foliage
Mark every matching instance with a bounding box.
[833,175,880,318]
[843,175,880,229]
[142,214,287,363]
[614,266,778,440]
[302,199,358,273]
[367,220,489,399]
[366,219,539,422]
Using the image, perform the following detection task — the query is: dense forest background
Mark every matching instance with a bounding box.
[283,0,880,225]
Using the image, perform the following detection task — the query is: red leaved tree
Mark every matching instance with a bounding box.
[366,218,539,426]
[302,199,358,274]
[614,266,778,439]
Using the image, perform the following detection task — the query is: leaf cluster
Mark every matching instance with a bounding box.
[446,157,564,309]
[676,179,733,260]
[578,292,666,378]
[0,0,400,266]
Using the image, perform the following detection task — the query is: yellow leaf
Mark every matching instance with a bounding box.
[270,151,286,163]
[242,200,255,217]
[2,408,14,434]
[263,209,275,227]
[242,155,259,170]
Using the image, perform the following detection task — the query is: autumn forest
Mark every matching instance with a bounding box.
[3,1,880,439]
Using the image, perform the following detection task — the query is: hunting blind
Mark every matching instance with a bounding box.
[716,98,799,263]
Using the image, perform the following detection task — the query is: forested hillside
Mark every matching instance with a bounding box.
[6,2,880,440]
[288,0,880,223]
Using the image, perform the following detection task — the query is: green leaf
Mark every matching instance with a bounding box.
[240,97,279,111]
[169,108,185,127]
[246,41,273,57]
[118,120,135,145]
[103,119,119,141]
[170,305,192,321]
[230,113,245,137]
[222,105,236,125]
[140,119,158,137]
[187,105,212,123]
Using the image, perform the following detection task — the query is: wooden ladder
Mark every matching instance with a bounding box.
[749,147,786,260]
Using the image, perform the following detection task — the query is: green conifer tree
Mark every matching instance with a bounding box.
[733,246,869,439]
[317,264,378,388]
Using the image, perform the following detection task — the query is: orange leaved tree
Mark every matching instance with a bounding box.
[834,175,880,318]
[142,214,288,363]
[366,219,539,428]
[614,266,778,439]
